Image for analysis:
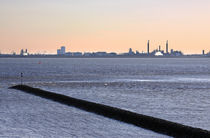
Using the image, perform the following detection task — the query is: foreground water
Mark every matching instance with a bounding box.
[0,58,210,137]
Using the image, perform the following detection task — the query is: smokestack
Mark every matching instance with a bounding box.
[166,40,169,54]
[202,50,205,55]
[147,40,150,55]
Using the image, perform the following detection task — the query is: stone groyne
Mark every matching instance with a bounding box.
[10,85,210,137]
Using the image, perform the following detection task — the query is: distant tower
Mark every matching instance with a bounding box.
[129,48,134,55]
[159,45,161,51]
[202,50,205,55]
[166,40,169,54]
[147,40,150,55]
[129,48,132,53]
[20,49,24,56]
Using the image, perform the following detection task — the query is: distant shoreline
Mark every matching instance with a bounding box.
[0,55,209,58]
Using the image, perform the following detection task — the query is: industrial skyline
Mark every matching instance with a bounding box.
[0,39,209,55]
[1,40,209,57]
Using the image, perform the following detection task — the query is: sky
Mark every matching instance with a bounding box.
[0,0,210,54]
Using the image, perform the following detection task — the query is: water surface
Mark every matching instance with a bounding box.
[1,58,210,137]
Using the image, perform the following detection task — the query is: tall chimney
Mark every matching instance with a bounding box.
[166,40,169,54]
[147,40,150,55]
[202,50,205,55]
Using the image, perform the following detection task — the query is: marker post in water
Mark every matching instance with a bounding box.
[20,72,23,85]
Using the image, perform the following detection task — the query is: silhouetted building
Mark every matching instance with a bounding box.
[57,49,61,55]
[108,52,117,56]
[171,49,174,54]
[61,46,66,54]
[65,52,73,56]
[128,48,135,55]
[84,52,92,56]
[94,52,107,56]
[20,49,28,56]
[159,45,161,51]
[155,51,163,56]
[57,46,66,55]
[73,52,82,56]
[170,50,183,56]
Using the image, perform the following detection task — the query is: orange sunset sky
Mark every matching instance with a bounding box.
[0,0,210,54]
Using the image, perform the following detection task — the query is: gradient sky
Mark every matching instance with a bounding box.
[0,0,210,54]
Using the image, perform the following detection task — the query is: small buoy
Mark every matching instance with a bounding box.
[38,61,41,64]
[104,83,108,86]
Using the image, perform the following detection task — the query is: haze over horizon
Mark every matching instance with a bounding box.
[0,0,210,54]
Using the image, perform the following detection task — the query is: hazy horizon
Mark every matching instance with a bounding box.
[1,0,210,54]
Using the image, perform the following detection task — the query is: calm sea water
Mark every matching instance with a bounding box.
[0,58,210,137]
